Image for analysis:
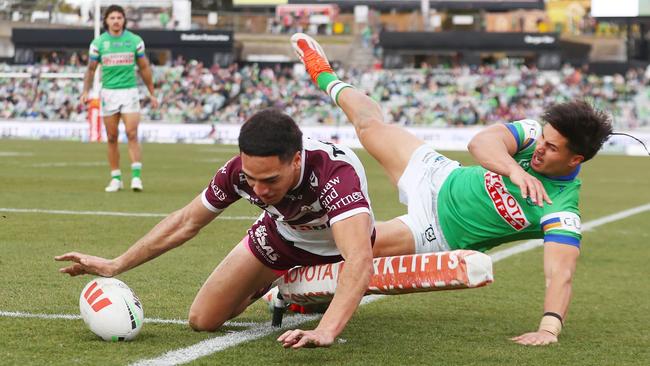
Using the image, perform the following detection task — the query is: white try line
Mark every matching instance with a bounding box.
[29,162,106,168]
[131,202,650,366]
[0,311,256,327]
[0,208,257,221]
[130,296,382,366]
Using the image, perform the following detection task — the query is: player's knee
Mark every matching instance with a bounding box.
[106,134,118,144]
[125,130,138,141]
[188,311,223,332]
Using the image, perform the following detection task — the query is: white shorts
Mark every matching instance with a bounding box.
[397,144,460,254]
[101,88,140,117]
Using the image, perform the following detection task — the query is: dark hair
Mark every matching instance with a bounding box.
[103,5,127,31]
[542,100,612,162]
[238,109,303,163]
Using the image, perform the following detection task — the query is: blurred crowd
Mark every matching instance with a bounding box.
[1,59,649,130]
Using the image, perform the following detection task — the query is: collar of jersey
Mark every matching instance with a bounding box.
[290,148,306,191]
[543,164,581,181]
[107,30,126,38]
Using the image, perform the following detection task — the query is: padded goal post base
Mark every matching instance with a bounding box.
[264,250,493,326]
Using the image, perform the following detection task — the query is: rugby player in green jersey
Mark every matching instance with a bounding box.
[291,33,613,346]
[81,5,158,192]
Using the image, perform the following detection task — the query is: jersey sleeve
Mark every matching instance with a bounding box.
[505,119,542,154]
[540,210,582,248]
[201,157,241,213]
[135,36,145,58]
[89,38,100,62]
[318,163,371,226]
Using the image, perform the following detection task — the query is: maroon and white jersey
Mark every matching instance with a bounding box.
[201,138,374,256]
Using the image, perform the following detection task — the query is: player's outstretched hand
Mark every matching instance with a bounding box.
[509,169,552,207]
[277,328,335,349]
[510,330,558,346]
[55,252,118,277]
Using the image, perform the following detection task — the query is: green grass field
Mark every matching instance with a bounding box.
[0,139,648,365]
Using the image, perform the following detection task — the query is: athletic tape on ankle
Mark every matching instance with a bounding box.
[539,315,562,336]
[326,80,353,107]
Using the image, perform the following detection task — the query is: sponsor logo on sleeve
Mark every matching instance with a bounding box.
[326,191,364,213]
[318,176,365,212]
[484,172,530,230]
[210,182,227,201]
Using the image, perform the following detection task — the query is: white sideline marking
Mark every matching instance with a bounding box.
[130,296,382,366]
[0,311,256,327]
[30,162,105,168]
[133,203,650,365]
[0,208,256,221]
[131,315,319,366]
[0,152,33,157]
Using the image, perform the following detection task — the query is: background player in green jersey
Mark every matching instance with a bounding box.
[81,5,158,192]
[291,33,613,346]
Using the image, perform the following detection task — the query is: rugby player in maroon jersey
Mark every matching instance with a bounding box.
[56,109,375,349]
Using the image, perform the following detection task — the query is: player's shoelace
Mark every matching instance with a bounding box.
[297,39,333,83]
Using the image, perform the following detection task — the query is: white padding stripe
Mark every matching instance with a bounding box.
[329,207,371,226]
[201,188,224,214]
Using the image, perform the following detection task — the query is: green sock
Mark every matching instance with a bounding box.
[316,72,338,92]
[110,169,122,181]
[131,163,142,179]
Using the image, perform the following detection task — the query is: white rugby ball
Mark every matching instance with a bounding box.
[79,277,144,341]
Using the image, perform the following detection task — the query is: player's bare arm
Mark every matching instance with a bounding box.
[278,213,373,349]
[55,194,218,276]
[511,242,579,345]
[468,124,551,207]
[80,59,99,104]
[136,56,158,108]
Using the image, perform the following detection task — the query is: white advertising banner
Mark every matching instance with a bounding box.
[0,120,647,155]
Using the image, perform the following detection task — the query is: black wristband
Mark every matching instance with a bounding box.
[543,311,563,325]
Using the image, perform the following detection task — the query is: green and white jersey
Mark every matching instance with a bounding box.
[437,119,582,252]
[89,30,145,90]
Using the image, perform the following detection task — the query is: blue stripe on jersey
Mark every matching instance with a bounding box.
[541,216,561,227]
[89,55,100,61]
[506,123,521,150]
[521,137,535,150]
[544,234,580,248]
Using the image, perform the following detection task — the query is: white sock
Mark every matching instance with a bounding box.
[326,80,353,107]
